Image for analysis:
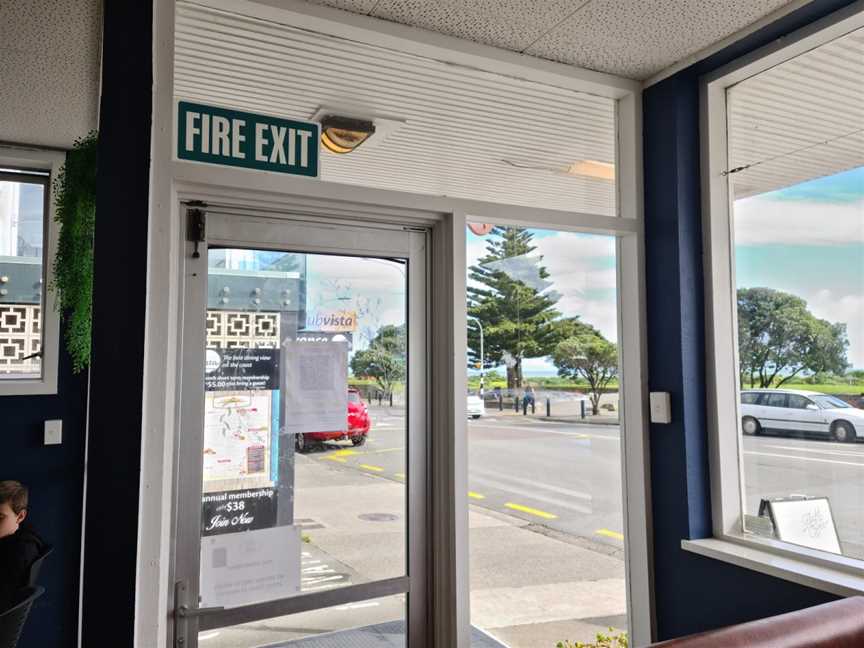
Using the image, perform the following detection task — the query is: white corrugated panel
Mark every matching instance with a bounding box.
[174,2,617,216]
[727,26,864,199]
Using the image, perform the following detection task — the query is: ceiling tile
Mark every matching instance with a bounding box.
[368,0,587,52]
[0,0,101,148]
[524,0,795,79]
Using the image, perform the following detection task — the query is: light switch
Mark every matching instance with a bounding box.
[44,420,62,445]
[649,392,672,424]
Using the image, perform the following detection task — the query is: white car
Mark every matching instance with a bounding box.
[740,389,863,442]
[467,394,486,419]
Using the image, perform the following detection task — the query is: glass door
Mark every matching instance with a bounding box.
[173,207,427,648]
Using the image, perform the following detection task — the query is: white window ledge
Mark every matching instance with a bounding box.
[682,537,864,597]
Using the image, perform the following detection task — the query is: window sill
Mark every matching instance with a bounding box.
[682,537,864,597]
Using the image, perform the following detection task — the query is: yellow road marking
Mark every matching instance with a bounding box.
[468,491,485,500]
[394,473,406,479]
[505,503,557,520]
[359,464,385,472]
[332,449,358,457]
[596,528,624,540]
[324,456,347,463]
[363,447,404,455]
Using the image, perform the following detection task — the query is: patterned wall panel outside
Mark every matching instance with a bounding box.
[206,310,280,348]
[0,304,41,376]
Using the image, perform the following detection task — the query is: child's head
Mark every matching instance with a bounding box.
[0,481,28,539]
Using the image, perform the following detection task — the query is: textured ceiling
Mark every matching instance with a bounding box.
[0,0,102,149]
[728,25,864,199]
[175,2,618,215]
[304,0,798,80]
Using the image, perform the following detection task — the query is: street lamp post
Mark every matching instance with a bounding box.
[468,316,485,398]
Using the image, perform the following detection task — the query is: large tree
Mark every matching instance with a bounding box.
[552,333,618,415]
[737,287,848,388]
[468,227,563,389]
[350,324,406,396]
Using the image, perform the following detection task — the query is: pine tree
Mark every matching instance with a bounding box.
[467,227,563,390]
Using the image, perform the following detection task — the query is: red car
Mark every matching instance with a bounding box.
[295,389,371,453]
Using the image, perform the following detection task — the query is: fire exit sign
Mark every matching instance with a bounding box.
[177,101,320,177]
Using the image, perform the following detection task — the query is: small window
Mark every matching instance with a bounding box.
[740,392,759,404]
[0,149,62,397]
[0,171,48,380]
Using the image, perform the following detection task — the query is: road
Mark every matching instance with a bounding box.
[307,408,864,557]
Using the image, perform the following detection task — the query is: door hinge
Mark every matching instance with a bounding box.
[186,201,207,259]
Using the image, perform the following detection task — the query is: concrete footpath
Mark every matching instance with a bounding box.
[302,457,626,648]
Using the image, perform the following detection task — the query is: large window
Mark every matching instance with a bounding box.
[703,12,864,574]
[465,224,629,647]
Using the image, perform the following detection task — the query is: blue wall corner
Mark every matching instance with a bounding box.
[643,0,858,640]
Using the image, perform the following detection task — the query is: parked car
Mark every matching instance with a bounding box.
[740,389,863,442]
[467,394,485,419]
[295,388,371,452]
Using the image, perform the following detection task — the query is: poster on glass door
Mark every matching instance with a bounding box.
[202,347,280,486]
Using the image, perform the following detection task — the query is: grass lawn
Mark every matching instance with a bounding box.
[757,383,863,396]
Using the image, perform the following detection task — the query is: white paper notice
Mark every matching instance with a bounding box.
[769,498,841,554]
[282,340,349,434]
[200,525,301,608]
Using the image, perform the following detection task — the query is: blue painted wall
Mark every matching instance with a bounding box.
[0,345,87,647]
[643,0,857,640]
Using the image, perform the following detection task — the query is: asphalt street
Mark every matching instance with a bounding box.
[304,411,626,548]
[307,408,864,557]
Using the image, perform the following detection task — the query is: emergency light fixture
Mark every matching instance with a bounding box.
[320,115,376,154]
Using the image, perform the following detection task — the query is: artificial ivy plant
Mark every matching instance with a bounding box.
[52,131,97,373]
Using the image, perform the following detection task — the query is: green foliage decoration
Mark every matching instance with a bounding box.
[52,131,98,373]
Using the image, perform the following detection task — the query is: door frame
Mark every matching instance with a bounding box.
[171,205,432,647]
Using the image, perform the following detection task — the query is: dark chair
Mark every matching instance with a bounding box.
[26,545,52,587]
[0,587,44,648]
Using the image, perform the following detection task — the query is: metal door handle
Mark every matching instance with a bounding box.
[176,604,225,618]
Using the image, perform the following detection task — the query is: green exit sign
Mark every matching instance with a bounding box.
[177,101,320,177]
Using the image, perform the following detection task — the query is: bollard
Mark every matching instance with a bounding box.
[389,392,393,407]
[580,399,586,419]
[546,397,551,417]
[499,396,503,411]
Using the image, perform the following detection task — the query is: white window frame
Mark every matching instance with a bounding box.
[139,1,654,646]
[0,146,64,396]
[697,1,864,594]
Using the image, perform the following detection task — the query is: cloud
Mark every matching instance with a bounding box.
[734,197,864,246]
[807,289,864,370]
